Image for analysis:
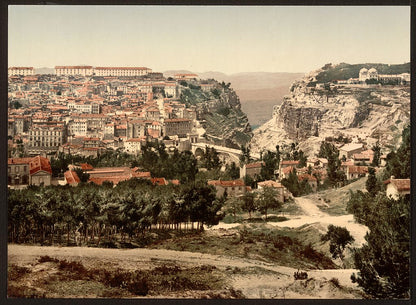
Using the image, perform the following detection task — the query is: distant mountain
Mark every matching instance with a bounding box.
[35,67,54,74]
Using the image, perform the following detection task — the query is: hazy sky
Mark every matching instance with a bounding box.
[8,5,410,74]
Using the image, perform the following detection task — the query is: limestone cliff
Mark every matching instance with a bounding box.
[251,64,410,156]
[179,81,252,148]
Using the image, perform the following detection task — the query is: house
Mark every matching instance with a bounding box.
[86,166,151,186]
[240,161,264,179]
[281,166,296,179]
[339,143,364,159]
[346,165,368,180]
[8,156,52,187]
[151,177,168,186]
[297,174,318,192]
[64,170,81,186]
[353,149,374,165]
[257,180,291,202]
[384,176,410,200]
[207,179,246,198]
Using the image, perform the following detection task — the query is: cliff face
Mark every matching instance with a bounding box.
[251,66,410,155]
[179,81,252,148]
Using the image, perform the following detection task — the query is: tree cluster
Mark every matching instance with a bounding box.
[8,179,222,246]
[348,125,410,298]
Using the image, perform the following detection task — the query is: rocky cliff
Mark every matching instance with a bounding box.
[179,81,252,148]
[251,64,410,155]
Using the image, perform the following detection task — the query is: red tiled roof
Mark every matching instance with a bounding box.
[95,67,149,70]
[151,177,168,186]
[29,156,52,175]
[133,171,151,179]
[208,180,245,187]
[80,163,94,170]
[347,166,368,174]
[246,162,264,169]
[384,178,410,191]
[169,179,180,185]
[64,170,81,185]
[282,166,295,174]
[297,174,317,182]
[8,157,33,165]
[281,160,300,166]
[258,180,284,188]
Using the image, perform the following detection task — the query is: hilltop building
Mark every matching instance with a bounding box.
[8,67,35,76]
[55,66,94,76]
[358,67,410,84]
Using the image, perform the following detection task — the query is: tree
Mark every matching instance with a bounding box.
[318,141,344,186]
[224,162,240,180]
[74,168,90,183]
[258,186,282,220]
[371,141,381,167]
[365,167,379,197]
[241,192,257,219]
[239,145,251,166]
[351,195,410,298]
[321,225,354,266]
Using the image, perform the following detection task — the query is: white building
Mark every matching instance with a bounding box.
[8,67,35,76]
[68,101,100,114]
[94,67,152,77]
[384,177,410,200]
[124,138,142,154]
[67,120,88,136]
[55,66,94,76]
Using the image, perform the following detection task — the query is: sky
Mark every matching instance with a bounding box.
[8,5,410,74]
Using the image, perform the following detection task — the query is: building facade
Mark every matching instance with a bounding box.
[8,156,52,186]
[94,67,152,77]
[8,67,35,76]
[28,125,67,155]
[55,66,94,76]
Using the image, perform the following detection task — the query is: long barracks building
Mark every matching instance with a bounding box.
[54,65,152,77]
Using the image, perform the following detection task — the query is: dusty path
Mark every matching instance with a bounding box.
[210,197,368,247]
[8,244,361,298]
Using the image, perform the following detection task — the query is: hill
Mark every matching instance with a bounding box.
[315,62,410,83]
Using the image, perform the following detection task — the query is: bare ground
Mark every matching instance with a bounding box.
[8,243,364,299]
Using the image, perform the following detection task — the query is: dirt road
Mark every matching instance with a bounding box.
[8,244,361,298]
[211,197,368,247]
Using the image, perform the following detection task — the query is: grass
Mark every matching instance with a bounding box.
[8,258,227,298]
[150,223,336,270]
[305,177,367,216]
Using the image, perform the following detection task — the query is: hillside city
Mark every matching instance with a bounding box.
[7,65,409,197]
[7,64,410,299]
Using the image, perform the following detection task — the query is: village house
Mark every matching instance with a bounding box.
[346,165,368,180]
[207,179,246,198]
[339,143,364,159]
[352,149,374,165]
[239,161,264,179]
[297,174,318,192]
[257,180,291,202]
[64,170,81,187]
[163,118,192,138]
[124,138,143,154]
[384,176,410,200]
[8,156,52,187]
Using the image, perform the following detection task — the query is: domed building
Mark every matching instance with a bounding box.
[359,68,368,82]
[359,67,378,82]
[368,68,378,80]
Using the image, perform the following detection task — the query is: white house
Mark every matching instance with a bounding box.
[384,177,410,200]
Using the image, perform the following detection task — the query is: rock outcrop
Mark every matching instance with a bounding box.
[179,81,253,148]
[251,65,410,155]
